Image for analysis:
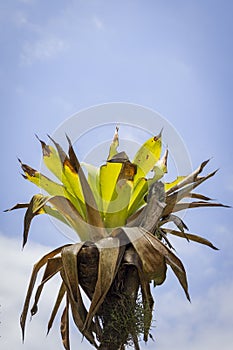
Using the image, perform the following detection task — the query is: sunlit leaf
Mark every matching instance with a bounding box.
[99,162,123,214]
[104,179,133,228]
[164,176,186,192]
[133,130,162,181]
[36,135,63,181]
[19,159,82,212]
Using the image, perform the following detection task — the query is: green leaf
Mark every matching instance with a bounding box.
[104,179,133,228]
[101,160,137,228]
[99,162,123,214]
[36,135,63,181]
[81,162,101,211]
[19,160,83,214]
[66,136,106,237]
[128,178,148,217]
[133,130,162,182]
[61,158,86,218]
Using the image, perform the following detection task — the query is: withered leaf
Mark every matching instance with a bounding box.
[61,243,98,348]
[20,245,70,341]
[83,237,121,331]
[47,282,66,335]
[60,295,70,350]
[163,228,219,250]
[31,257,62,316]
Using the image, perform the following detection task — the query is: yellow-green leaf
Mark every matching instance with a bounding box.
[99,162,123,213]
[164,176,186,192]
[133,131,162,182]
[66,136,106,238]
[128,178,148,217]
[105,179,133,229]
[36,136,63,181]
[19,160,84,215]
[81,162,101,211]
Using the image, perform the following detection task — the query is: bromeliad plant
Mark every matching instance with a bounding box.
[7,127,227,350]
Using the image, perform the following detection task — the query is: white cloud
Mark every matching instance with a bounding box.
[153,278,233,350]
[1,232,233,350]
[20,35,68,65]
[0,234,90,350]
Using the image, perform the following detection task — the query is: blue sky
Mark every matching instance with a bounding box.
[1,1,233,349]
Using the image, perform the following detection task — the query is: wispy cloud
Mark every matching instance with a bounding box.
[20,35,68,65]
[92,15,104,30]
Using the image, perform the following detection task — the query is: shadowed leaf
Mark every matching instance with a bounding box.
[47,282,66,335]
[61,243,98,348]
[30,257,62,316]
[172,201,230,213]
[66,135,106,238]
[83,237,122,331]
[22,194,49,248]
[61,295,70,350]
[119,227,167,285]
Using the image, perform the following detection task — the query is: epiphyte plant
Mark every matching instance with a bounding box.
[6,126,228,350]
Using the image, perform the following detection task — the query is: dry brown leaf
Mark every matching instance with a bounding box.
[30,257,62,316]
[61,243,98,348]
[20,245,70,341]
[83,237,121,331]
[47,282,66,335]
[60,295,70,350]
[163,228,219,250]
[120,227,167,285]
